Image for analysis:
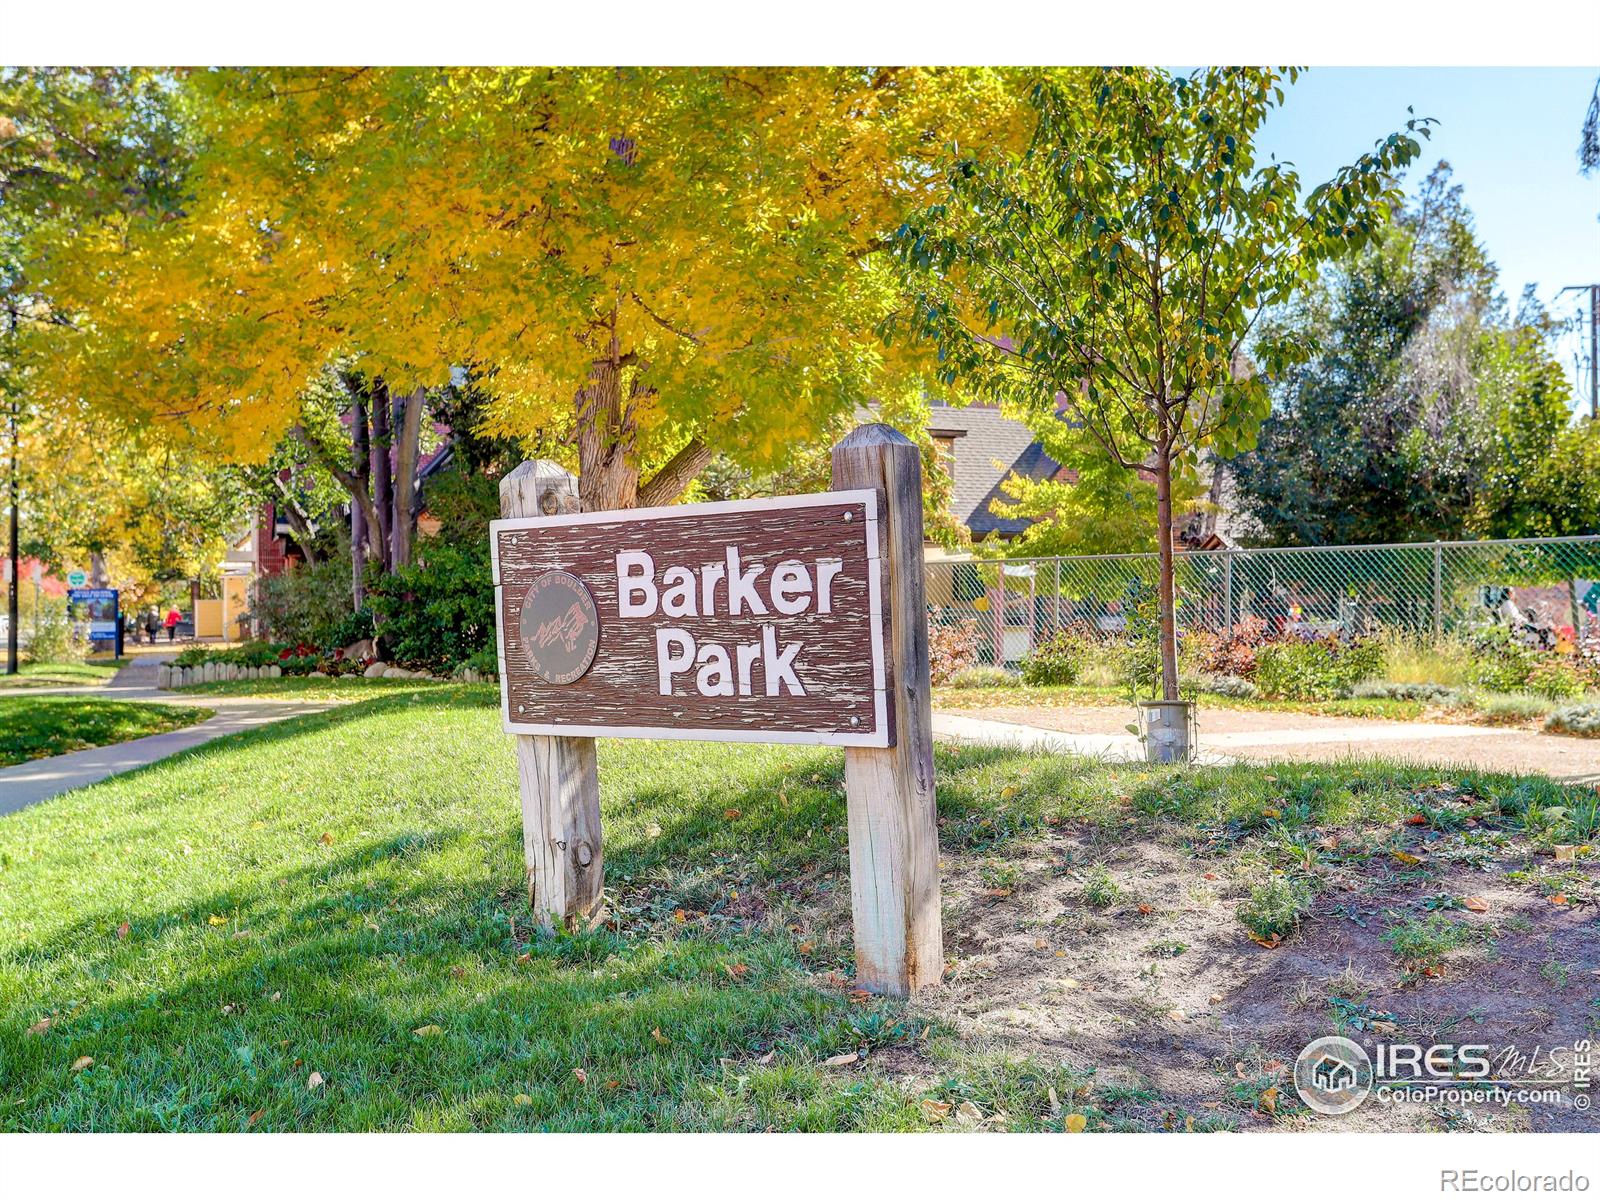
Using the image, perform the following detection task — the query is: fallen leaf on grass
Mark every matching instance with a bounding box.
[1264,1059,1284,1071]
[1391,850,1423,866]
[1259,1087,1279,1114]
[1262,808,1281,819]
[1549,893,1570,906]
[920,1098,953,1122]
[1405,815,1428,826]
[1209,993,1224,1005]
[206,914,228,926]
[413,1025,443,1038]
[1461,896,1489,913]
[246,1110,264,1128]
[982,888,1013,898]
[1046,1086,1061,1117]
[318,832,334,845]
[1554,845,1578,863]
[651,1027,669,1045]
[797,940,815,954]
[1063,1113,1087,1133]
[1203,872,1218,881]
[605,1080,621,1090]
[306,1071,324,1090]
[71,1057,93,1072]
[755,1051,775,1066]
[116,922,130,940]
[1168,1009,1186,1022]
[723,809,741,820]
[999,785,1018,800]
[26,1018,52,1036]
[823,1051,860,1068]
[1137,904,1154,916]
[1246,931,1282,948]
[572,1068,587,1084]
[722,963,749,980]
[513,1094,533,1106]
[1034,938,1049,950]
[955,1100,983,1125]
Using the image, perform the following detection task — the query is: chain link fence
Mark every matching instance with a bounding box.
[925,535,1600,667]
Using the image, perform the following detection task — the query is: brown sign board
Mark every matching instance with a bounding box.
[491,490,890,746]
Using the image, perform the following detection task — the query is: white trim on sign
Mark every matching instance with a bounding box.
[490,488,882,585]
[498,716,892,748]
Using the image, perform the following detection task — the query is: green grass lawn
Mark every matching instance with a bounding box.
[2,685,1594,1131]
[0,696,209,767]
[1,661,122,690]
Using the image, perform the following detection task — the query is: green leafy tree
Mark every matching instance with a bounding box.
[893,67,1430,700]
[1231,167,1584,546]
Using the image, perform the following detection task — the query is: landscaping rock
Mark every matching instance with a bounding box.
[363,661,389,679]
[265,664,281,679]
[309,671,328,679]
[157,665,171,689]
[383,666,413,679]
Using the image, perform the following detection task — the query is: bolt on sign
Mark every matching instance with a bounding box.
[491,492,890,746]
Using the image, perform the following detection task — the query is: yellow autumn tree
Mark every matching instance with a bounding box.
[43,68,1040,512]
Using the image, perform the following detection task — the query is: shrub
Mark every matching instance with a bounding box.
[1546,703,1600,738]
[1254,636,1382,701]
[1351,680,1463,705]
[366,539,496,673]
[254,555,357,650]
[1238,877,1312,942]
[1185,615,1272,678]
[1182,671,1260,700]
[927,615,980,685]
[1467,628,1536,692]
[1523,655,1588,701]
[455,645,499,677]
[1473,690,1555,724]
[945,666,1020,689]
[1019,631,1083,687]
[24,597,88,664]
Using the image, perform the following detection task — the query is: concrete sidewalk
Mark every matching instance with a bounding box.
[933,703,1600,784]
[0,656,340,816]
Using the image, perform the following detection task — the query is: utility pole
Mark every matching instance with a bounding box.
[7,401,18,676]
[1559,283,1599,420]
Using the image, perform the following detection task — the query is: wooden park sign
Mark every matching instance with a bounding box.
[494,424,941,996]
[492,492,889,745]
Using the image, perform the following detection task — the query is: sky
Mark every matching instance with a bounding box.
[1256,67,1600,407]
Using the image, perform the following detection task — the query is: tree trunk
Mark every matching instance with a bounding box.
[575,351,640,512]
[350,393,370,609]
[637,438,712,508]
[1154,443,1180,702]
[370,379,394,571]
[391,386,425,569]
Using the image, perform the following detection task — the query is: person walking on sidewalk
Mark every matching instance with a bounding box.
[164,606,182,642]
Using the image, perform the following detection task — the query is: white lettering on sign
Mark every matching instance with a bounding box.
[623,545,831,697]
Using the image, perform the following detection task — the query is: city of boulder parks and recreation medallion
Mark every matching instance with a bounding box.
[517,570,601,685]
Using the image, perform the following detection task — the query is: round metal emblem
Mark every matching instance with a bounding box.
[518,570,600,685]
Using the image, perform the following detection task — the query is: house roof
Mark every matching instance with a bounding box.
[928,404,1061,538]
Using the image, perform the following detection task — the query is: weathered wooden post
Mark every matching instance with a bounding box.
[499,460,605,932]
[830,424,943,997]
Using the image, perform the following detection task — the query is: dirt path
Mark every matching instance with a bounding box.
[949,703,1600,784]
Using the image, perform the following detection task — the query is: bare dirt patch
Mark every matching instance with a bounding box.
[907,811,1599,1132]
